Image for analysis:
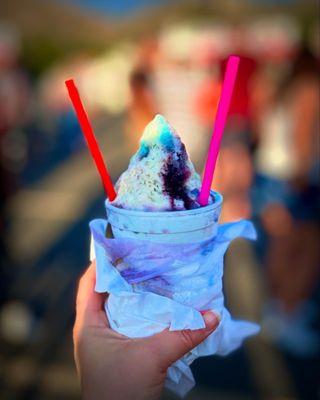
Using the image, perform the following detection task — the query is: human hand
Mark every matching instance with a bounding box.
[73,262,220,400]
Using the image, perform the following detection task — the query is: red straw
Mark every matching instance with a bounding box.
[65,79,117,201]
[198,55,240,206]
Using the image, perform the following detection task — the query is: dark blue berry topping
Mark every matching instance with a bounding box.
[161,143,198,210]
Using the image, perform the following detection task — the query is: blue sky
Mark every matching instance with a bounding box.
[56,0,297,17]
[60,0,170,17]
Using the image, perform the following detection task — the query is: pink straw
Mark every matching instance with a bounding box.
[198,55,240,206]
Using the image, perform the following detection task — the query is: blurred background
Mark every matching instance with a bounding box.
[0,0,319,399]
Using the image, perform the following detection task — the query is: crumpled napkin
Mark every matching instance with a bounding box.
[89,218,260,397]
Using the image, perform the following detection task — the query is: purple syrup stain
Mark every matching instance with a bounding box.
[189,202,200,209]
[162,229,169,233]
[161,144,197,210]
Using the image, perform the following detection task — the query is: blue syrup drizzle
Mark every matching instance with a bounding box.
[159,126,175,152]
[137,142,150,159]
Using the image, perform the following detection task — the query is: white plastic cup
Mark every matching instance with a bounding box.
[105,191,223,244]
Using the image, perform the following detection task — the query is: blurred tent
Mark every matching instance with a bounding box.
[38,44,134,115]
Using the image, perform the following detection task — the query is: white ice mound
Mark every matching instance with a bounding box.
[112,114,202,211]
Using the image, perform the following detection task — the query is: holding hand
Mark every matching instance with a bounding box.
[73,263,220,400]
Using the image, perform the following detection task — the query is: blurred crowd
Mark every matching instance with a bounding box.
[123,21,320,358]
[0,7,319,400]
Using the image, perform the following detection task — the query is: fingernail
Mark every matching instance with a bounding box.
[203,311,221,329]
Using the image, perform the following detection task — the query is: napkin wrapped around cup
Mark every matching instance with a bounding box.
[89,218,260,397]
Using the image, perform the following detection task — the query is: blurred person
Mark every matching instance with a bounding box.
[194,62,221,127]
[211,134,254,222]
[153,25,210,171]
[134,37,159,73]
[153,60,208,171]
[125,39,159,152]
[252,45,320,355]
[0,23,31,306]
[126,68,158,152]
[0,23,30,198]
[74,263,219,400]
[249,64,280,149]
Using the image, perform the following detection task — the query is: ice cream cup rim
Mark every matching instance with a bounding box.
[105,190,222,218]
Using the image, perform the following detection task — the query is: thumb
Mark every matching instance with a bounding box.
[147,311,220,368]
